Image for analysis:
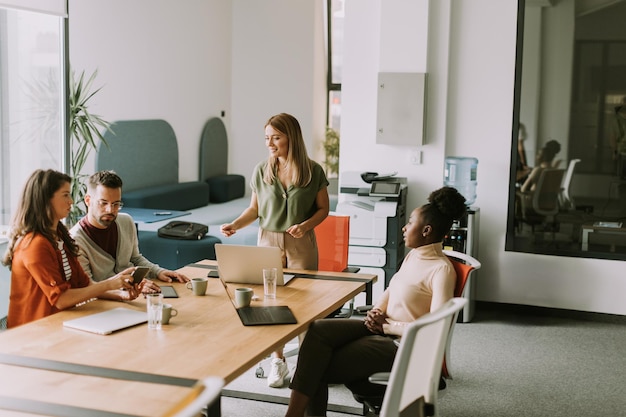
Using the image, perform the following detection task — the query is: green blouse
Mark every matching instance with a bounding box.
[251,160,329,232]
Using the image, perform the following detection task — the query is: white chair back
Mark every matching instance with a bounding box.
[559,158,581,210]
[379,298,467,417]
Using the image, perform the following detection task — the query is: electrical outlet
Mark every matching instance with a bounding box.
[409,149,422,165]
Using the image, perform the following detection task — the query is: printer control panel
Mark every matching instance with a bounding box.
[369,181,402,198]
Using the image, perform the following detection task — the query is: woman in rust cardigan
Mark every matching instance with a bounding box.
[2,169,138,328]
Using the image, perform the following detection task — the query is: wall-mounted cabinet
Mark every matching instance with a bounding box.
[376,72,426,146]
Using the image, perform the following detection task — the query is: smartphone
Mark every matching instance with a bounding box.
[161,285,179,298]
[131,266,150,284]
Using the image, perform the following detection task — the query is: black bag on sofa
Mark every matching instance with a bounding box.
[157,221,208,240]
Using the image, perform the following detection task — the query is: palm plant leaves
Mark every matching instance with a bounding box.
[66,69,112,226]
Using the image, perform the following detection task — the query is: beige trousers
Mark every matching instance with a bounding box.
[257,228,319,270]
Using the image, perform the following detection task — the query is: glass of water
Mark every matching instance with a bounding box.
[146,293,163,330]
[263,268,277,300]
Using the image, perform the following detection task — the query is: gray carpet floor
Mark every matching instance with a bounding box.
[219,303,626,417]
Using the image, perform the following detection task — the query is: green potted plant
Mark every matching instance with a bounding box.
[66,69,111,226]
[323,126,340,194]
[323,126,340,177]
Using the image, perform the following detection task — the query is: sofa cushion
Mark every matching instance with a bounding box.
[98,120,179,192]
[124,181,210,211]
[206,174,245,203]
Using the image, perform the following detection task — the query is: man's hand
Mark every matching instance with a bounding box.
[140,279,161,294]
[157,270,190,283]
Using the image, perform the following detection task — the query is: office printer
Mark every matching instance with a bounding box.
[337,171,407,247]
[336,171,408,291]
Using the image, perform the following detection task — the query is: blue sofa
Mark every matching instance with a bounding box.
[98,119,211,210]
[96,118,253,269]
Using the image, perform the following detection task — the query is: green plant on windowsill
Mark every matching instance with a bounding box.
[323,126,340,178]
[67,69,112,227]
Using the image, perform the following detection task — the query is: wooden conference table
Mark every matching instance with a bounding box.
[0,260,375,417]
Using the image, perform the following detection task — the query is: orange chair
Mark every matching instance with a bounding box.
[442,249,481,379]
[314,214,359,318]
[315,213,351,272]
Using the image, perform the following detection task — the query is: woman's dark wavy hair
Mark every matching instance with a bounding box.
[2,169,78,267]
[420,186,467,241]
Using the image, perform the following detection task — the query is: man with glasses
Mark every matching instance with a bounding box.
[70,171,188,297]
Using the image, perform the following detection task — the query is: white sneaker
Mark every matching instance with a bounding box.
[267,358,289,388]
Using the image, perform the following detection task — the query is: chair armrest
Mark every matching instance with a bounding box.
[368,372,390,386]
[355,305,373,314]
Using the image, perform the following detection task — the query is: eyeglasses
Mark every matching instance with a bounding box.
[96,200,124,210]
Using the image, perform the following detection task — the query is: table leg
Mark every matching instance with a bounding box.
[205,396,221,417]
[365,282,373,305]
[581,228,591,251]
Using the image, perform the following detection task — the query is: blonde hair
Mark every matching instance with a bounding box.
[262,113,312,188]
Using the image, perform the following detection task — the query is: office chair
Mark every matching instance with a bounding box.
[316,213,351,272]
[314,213,360,318]
[346,298,467,417]
[558,159,581,211]
[441,250,481,379]
[517,168,565,232]
[162,376,223,417]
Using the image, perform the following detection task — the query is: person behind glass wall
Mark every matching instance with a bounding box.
[221,113,330,388]
[283,186,467,417]
[611,96,626,178]
[1,169,140,328]
[516,122,531,186]
[521,139,561,193]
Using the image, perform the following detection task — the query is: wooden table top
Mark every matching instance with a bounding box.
[0,260,375,416]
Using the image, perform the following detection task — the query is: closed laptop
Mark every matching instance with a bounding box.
[63,308,147,335]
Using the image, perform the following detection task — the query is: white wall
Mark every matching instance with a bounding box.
[230,0,327,186]
[341,0,444,206]
[68,0,232,182]
[340,0,626,315]
[67,0,626,315]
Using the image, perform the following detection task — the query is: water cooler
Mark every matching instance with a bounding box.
[443,155,479,322]
[336,172,408,307]
[443,207,480,322]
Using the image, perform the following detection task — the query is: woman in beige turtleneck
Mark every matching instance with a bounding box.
[285,186,467,417]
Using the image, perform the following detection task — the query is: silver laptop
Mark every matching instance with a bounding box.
[63,307,147,335]
[214,244,294,285]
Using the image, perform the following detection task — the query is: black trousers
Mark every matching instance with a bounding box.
[289,318,398,416]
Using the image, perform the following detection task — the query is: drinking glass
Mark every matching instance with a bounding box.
[146,293,163,330]
[263,268,277,299]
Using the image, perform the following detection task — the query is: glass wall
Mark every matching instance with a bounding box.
[0,7,65,225]
[507,0,626,261]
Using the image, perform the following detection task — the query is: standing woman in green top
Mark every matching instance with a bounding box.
[221,112,330,387]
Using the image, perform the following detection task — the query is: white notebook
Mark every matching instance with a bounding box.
[63,307,147,335]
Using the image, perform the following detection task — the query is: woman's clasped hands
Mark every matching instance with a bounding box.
[364,307,388,335]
